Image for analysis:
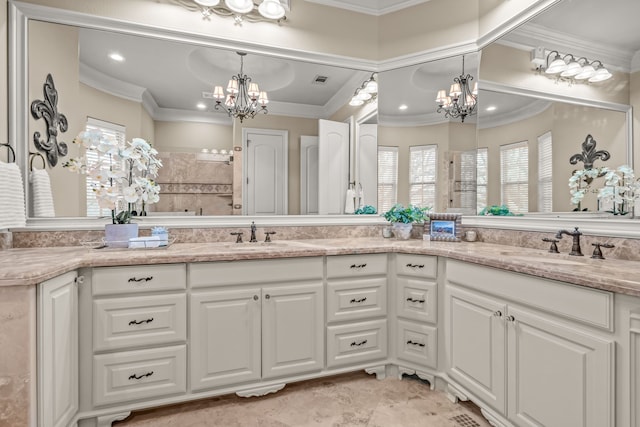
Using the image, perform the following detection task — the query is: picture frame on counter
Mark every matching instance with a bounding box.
[428,213,462,242]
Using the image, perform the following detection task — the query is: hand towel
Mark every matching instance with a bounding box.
[29,168,55,217]
[0,162,26,229]
[344,187,356,214]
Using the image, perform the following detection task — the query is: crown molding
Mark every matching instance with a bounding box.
[303,0,430,16]
[79,63,146,103]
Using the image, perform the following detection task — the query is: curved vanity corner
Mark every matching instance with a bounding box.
[4,237,640,427]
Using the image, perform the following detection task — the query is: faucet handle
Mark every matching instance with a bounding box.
[542,237,559,253]
[591,242,615,259]
[264,231,276,243]
[230,231,244,243]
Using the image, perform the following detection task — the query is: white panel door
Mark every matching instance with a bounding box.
[244,129,288,215]
[357,123,377,209]
[261,282,324,378]
[300,135,319,215]
[318,119,350,214]
[190,288,261,390]
[445,284,507,413]
[38,271,78,427]
[507,306,614,427]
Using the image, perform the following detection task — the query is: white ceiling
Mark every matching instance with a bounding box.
[76,0,639,128]
[303,0,430,15]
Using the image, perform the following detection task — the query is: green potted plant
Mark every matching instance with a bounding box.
[382,204,429,240]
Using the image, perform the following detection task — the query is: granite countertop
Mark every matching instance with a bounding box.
[2,237,639,297]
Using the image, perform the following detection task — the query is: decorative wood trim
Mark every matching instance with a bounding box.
[397,366,435,390]
[96,411,131,427]
[235,383,285,398]
[364,365,386,380]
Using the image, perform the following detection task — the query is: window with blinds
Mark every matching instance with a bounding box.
[500,141,528,213]
[377,146,398,213]
[458,150,477,212]
[537,132,553,213]
[476,148,488,214]
[409,145,437,209]
[84,118,126,217]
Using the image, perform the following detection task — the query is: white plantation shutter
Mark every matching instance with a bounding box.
[500,141,528,213]
[538,132,553,213]
[409,145,437,209]
[476,148,488,214]
[377,146,398,213]
[459,150,477,211]
[85,118,126,217]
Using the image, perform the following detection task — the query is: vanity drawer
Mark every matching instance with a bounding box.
[189,257,322,288]
[327,254,388,278]
[327,278,387,323]
[326,319,387,368]
[396,254,437,278]
[396,277,437,323]
[93,345,186,406]
[396,319,437,368]
[92,264,186,296]
[93,294,187,352]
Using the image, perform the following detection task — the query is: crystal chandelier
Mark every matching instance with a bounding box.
[212,52,269,123]
[348,74,378,107]
[435,56,478,123]
[187,0,287,24]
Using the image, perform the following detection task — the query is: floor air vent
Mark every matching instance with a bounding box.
[450,414,480,427]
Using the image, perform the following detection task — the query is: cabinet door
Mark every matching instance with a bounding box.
[262,282,324,378]
[445,285,507,413]
[190,288,261,391]
[507,306,614,427]
[38,271,78,427]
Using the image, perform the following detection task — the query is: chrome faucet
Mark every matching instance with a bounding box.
[555,227,583,256]
[250,221,258,243]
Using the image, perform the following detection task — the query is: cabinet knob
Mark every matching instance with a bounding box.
[253,295,259,301]
[493,310,503,318]
[506,315,516,322]
[265,294,271,300]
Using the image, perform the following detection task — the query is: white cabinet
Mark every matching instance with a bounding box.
[189,259,324,392]
[445,260,614,427]
[38,271,79,427]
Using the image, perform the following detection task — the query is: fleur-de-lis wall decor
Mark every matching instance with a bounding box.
[569,134,610,170]
[30,73,69,167]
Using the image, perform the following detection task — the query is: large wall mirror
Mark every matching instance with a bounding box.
[477,0,638,217]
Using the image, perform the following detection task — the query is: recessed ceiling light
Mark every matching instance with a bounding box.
[398,104,408,111]
[196,102,207,110]
[109,53,125,62]
[486,106,497,112]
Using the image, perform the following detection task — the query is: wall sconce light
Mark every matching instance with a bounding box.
[176,0,288,24]
[349,74,378,107]
[533,48,612,83]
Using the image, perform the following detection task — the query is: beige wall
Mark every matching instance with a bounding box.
[153,121,232,153]
[480,43,630,106]
[478,104,627,212]
[632,70,640,170]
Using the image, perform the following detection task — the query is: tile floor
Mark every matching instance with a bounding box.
[114,371,492,427]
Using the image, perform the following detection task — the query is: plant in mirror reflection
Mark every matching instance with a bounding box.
[382,204,430,223]
[569,165,640,214]
[63,130,162,224]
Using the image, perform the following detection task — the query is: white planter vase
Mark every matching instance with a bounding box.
[392,222,413,240]
[104,223,139,248]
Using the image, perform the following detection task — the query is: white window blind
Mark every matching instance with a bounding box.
[85,118,126,217]
[500,141,529,214]
[459,150,477,212]
[537,132,553,213]
[476,148,488,214]
[409,145,437,209]
[377,146,398,213]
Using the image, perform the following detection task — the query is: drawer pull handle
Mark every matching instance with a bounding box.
[128,276,154,283]
[407,340,425,347]
[406,263,424,269]
[128,371,154,381]
[350,263,367,269]
[350,339,368,347]
[350,297,367,304]
[128,317,154,326]
[406,297,425,304]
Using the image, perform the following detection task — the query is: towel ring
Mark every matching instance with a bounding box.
[29,151,46,171]
[0,143,16,163]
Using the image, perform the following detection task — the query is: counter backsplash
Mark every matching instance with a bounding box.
[3,225,639,262]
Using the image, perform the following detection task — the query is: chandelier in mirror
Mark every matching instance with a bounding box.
[177,0,288,24]
[534,49,612,84]
[435,56,478,123]
[349,74,378,107]
[212,52,269,122]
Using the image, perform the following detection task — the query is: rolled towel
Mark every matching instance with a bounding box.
[344,187,356,214]
[29,168,55,217]
[0,162,26,229]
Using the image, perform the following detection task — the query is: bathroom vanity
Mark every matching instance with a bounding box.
[6,238,640,427]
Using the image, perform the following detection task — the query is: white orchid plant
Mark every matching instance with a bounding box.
[63,129,162,224]
[569,165,639,214]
